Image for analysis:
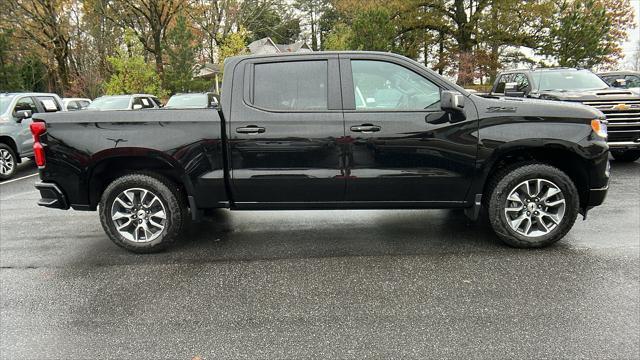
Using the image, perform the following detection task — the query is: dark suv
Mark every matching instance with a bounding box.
[491,68,640,162]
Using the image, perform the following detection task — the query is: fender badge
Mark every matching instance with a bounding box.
[612,103,630,111]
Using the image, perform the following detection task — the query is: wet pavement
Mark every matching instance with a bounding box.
[1,160,638,359]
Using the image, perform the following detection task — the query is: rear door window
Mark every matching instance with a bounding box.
[36,96,61,112]
[141,97,155,109]
[252,60,328,111]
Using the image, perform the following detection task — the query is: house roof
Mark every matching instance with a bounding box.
[248,37,312,55]
[195,63,222,78]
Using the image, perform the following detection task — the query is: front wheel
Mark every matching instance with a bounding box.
[99,173,187,253]
[487,163,579,248]
[611,150,640,162]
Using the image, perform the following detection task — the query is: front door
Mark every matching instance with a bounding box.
[13,96,39,156]
[229,56,346,205]
[340,55,477,204]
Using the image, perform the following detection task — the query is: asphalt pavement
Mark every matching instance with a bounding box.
[0,159,638,359]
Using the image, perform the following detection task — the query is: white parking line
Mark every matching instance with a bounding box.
[0,173,39,185]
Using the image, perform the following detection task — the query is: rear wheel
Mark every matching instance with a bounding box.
[99,173,186,253]
[0,143,17,180]
[611,150,640,162]
[487,163,579,248]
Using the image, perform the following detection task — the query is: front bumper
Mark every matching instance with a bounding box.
[35,182,69,209]
[608,141,640,150]
[587,185,608,209]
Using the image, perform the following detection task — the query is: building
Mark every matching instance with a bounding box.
[247,37,312,55]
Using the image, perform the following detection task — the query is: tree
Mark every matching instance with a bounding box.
[165,15,206,93]
[99,0,191,77]
[190,0,241,63]
[295,0,330,50]
[540,0,635,69]
[218,27,249,68]
[239,0,301,44]
[323,23,352,50]
[3,0,73,94]
[103,30,166,97]
[0,30,24,91]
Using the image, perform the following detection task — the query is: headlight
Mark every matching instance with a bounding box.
[591,119,607,138]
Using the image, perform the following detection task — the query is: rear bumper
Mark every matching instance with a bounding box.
[35,182,69,209]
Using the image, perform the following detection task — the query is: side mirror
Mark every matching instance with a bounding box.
[210,95,221,109]
[14,110,33,122]
[441,90,465,111]
[132,104,143,110]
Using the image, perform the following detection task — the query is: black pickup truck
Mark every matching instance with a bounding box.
[491,67,640,162]
[32,52,610,253]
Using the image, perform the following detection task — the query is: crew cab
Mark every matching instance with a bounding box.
[0,92,64,180]
[491,68,640,162]
[32,52,610,253]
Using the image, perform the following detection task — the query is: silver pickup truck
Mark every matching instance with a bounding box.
[0,93,65,180]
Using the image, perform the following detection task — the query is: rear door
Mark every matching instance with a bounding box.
[340,54,477,204]
[228,55,345,205]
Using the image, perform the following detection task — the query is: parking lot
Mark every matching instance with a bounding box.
[0,159,638,359]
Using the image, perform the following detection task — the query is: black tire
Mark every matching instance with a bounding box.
[487,163,579,248]
[99,172,187,253]
[0,143,18,180]
[611,150,640,162]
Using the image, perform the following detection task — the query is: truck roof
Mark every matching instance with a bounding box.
[598,70,640,76]
[0,92,61,97]
[497,67,588,75]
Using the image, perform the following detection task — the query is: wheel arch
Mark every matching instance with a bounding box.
[477,142,591,210]
[87,150,194,210]
[0,136,20,159]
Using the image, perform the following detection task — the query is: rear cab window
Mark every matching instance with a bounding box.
[36,96,62,112]
[251,60,328,111]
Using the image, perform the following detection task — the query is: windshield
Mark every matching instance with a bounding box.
[534,70,610,91]
[87,96,131,110]
[0,94,15,114]
[165,94,209,108]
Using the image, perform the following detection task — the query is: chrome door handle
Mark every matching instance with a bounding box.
[236,126,265,134]
[350,124,381,133]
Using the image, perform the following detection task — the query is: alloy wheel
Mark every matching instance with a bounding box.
[504,178,566,237]
[110,188,167,243]
[0,149,15,176]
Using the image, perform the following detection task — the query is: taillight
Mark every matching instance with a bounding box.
[30,121,46,167]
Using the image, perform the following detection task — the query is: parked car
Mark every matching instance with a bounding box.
[165,92,218,109]
[491,68,640,162]
[86,94,161,111]
[598,70,640,95]
[0,92,64,180]
[33,52,609,253]
[62,97,92,111]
